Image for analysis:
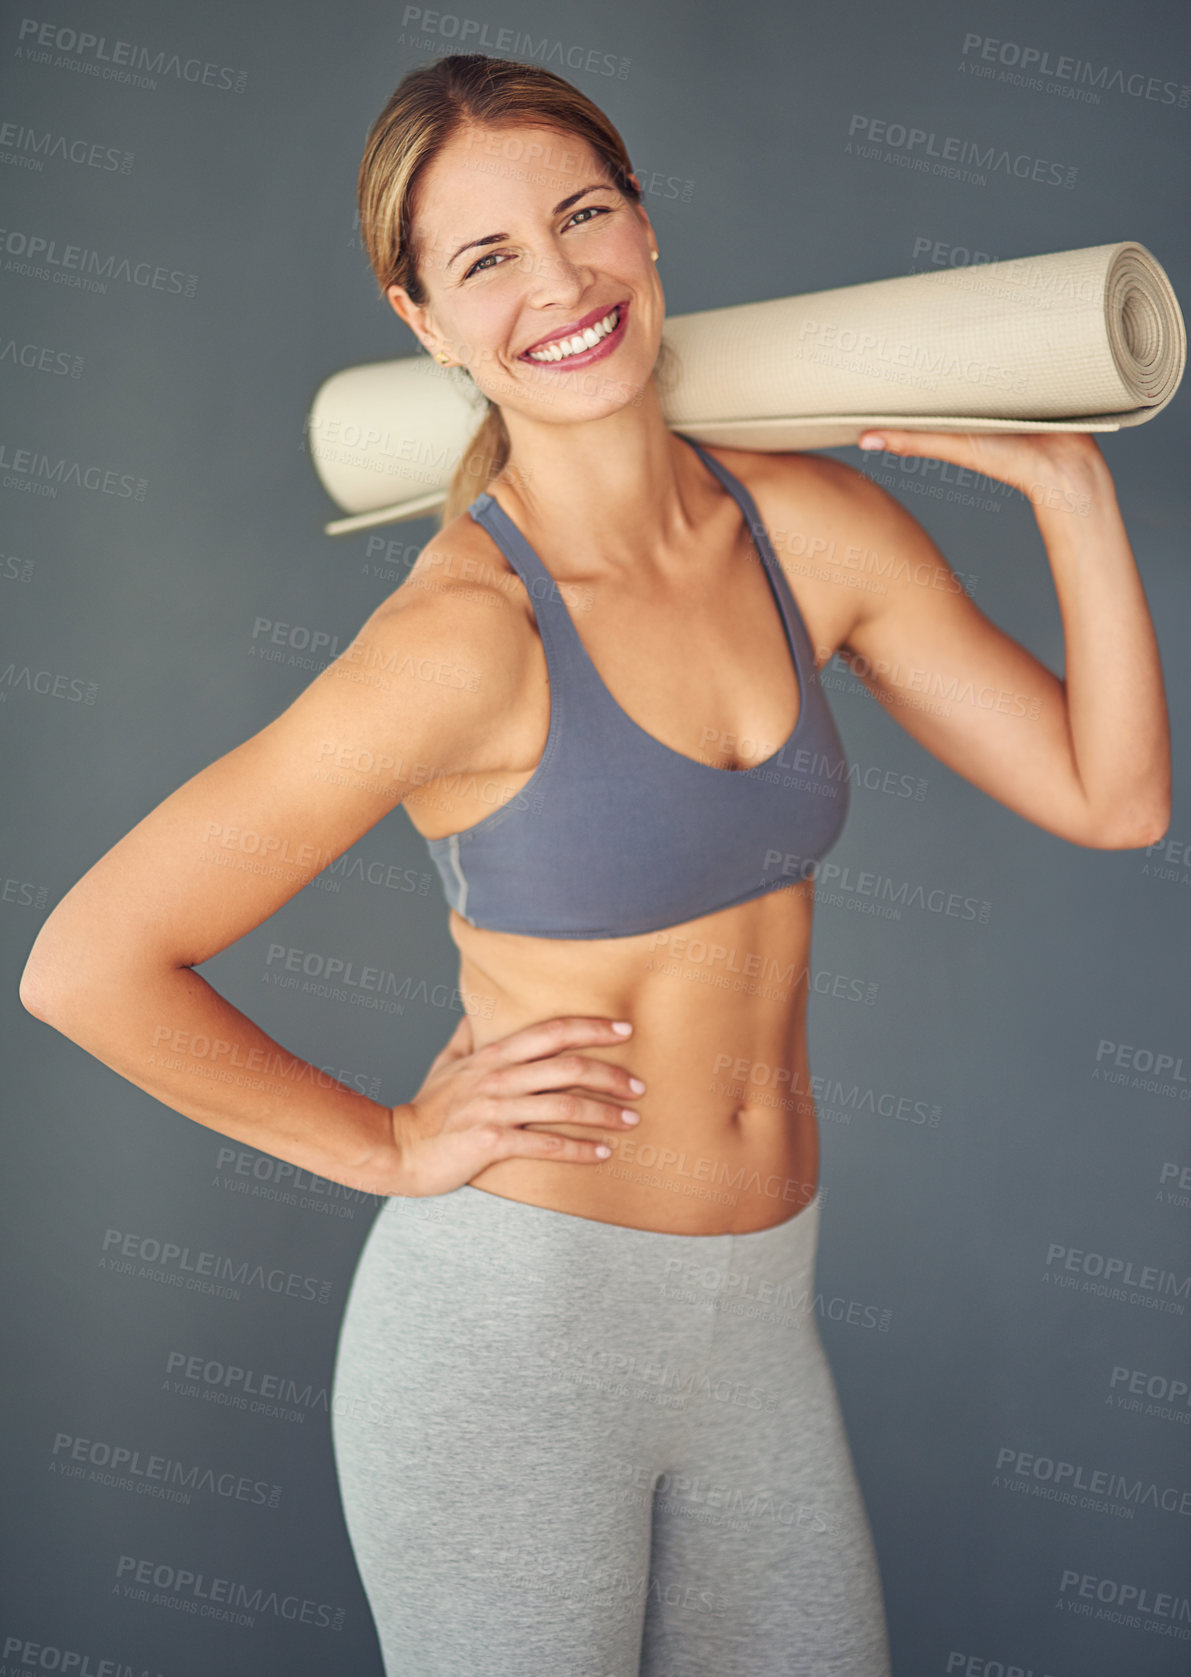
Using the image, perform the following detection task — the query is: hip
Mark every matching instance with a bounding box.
[332,1174,828,1415]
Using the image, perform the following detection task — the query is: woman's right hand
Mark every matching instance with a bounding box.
[385,1013,645,1197]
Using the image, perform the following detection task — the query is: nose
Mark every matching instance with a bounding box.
[521,242,589,307]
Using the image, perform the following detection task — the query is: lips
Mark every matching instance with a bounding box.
[518,298,628,359]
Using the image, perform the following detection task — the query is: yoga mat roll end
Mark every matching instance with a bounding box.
[1104,242,1186,408]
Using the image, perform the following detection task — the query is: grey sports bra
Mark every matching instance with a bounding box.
[423,432,850,939]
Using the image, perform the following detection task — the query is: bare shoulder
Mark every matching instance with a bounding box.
[695,443,961,658]
[376,504,528,625]
[697,441,888,524]
[365,505,537,685]
[336,503,549,801]
[729,445,953,558]
[694,444,895,661]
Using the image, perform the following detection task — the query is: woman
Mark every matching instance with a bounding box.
[20,52,1169,1677]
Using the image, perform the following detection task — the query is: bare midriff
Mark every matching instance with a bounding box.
[445,882,821,1235]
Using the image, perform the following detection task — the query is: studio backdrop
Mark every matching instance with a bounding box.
[2,0,1189,1672]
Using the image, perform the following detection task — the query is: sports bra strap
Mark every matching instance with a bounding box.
[467,491,557,596]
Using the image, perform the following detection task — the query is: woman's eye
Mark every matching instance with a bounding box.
[463,251,505,279]
[462,204,611,280]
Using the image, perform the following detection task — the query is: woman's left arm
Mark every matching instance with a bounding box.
[806,430,1171,848]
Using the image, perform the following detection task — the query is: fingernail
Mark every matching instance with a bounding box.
[611,1021,633,1035]
[858,433,886,450]
[628,1077,646,1093]
[621,1110,640,1125]
[596,1145,612,1157]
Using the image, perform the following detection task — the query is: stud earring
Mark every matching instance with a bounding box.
[650,249,659,262]
[434,351,452,365]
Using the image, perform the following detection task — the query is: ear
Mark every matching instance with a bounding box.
[386,283,443,358]
[385,282,421,330]
[627,191,655,249]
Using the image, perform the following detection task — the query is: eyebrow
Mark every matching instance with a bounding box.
[446,182,618,270]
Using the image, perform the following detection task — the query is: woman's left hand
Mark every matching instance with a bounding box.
[857,427,1111,505]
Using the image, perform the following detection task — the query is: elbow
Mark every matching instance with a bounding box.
[19,947,73,1022]
[22,920,182,1026]
[1086,801,1171,851]
[19,961,59,1022]
[19,916,92,1023]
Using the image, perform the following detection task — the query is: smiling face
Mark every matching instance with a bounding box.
[386,121,663,425]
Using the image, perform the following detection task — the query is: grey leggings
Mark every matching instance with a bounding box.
[330,1182,892,1676]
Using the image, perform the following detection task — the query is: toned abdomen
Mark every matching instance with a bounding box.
[448,878,822,1234]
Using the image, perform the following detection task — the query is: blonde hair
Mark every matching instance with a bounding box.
[357,52,671,527]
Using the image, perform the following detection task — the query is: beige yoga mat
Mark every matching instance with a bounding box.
[306,240,1184,533]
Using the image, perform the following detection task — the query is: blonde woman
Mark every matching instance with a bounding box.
[22,52,1169,1677]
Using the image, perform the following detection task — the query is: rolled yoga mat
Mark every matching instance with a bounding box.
[307,240,1184,534]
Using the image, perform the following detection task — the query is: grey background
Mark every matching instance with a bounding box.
[3,0,1189,1670]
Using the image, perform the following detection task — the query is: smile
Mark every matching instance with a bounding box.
[520,302,627,366]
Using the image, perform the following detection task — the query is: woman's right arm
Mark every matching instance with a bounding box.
[17,557,626,1197]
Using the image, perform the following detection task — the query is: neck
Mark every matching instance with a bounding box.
[490,383,711,576]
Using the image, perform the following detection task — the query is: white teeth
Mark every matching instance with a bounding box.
[526,306,621,362]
